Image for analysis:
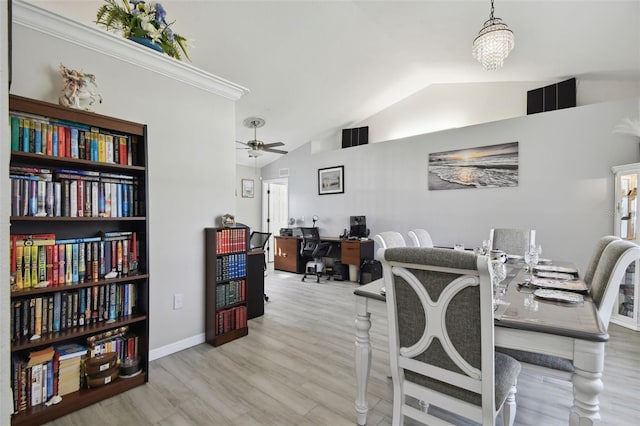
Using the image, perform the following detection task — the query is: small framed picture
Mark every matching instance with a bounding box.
[241,179,254,198]
[318,165,344,195]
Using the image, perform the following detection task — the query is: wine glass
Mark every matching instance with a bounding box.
[490,259,507,309]
[524,244,541,282]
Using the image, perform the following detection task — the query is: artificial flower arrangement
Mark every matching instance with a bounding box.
[96,0,190,60]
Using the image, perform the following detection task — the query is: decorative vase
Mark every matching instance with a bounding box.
[128,36,163,53]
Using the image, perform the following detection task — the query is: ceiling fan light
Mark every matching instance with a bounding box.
[472,1,514,71]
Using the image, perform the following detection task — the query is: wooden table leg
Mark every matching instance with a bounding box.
[355,297,372,426]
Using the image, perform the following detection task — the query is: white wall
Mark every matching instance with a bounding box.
[235,164,262,230]
[262,98,640,274]
[6,1,244,376]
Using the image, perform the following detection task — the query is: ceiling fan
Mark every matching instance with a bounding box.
[237,117,288,157]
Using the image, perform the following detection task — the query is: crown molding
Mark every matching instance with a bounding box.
[13,0,249,101]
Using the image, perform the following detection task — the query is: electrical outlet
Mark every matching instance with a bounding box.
[173,293,183,310]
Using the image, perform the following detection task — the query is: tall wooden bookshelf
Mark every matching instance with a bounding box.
[8,95,150,425]
[205,227,249,346]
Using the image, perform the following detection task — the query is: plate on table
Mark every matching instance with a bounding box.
[535,264,579,274]
[535,271,576,281]
[533,289,584,303]
[507,255,524,262]
[537,258,552,264]
[531,277,588,292]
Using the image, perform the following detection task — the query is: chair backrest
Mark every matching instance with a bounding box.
[374,231,406,249]
[489,228,535,257]
[590,239,640,328]
[300,227,321,257]
[250,231,272,251]
[407,229,434,247]
[380,247,498,425]
[583,235,621,286]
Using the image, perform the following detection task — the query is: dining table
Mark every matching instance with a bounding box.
[353,260,610,426]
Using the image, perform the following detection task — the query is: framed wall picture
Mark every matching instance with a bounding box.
[318,165,344,195]
[241,179,254,198]
[428,142,519,190]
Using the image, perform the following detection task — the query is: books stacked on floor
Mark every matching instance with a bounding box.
[54,343,87,397]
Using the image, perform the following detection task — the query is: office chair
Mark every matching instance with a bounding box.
[300,227,332,283]
[250,231,271,301]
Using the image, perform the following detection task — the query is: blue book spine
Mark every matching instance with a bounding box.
[122,184,129,217]
[91,137,98,162]
[52,130,58,157]
[34,125,42,154]
[79,288,86,325]
[52,292,61,332]
[47,359,54,399]
[22,123,29,152]
[72,244,79,284]
[29,180,38,216]
[98,183,105,214]
[71,128,79,159]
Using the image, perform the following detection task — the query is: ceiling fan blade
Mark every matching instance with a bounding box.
[263,148,288,154]
[236,140,249,146]
[262,142,284,148]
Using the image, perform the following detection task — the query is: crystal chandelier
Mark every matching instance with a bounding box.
[472,0,514,71]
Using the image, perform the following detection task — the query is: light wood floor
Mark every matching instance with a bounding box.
[46,266,640,425]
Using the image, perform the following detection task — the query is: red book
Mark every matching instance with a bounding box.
[52,245,59,286]
[46,124,53,156]
[57,125,65,159]
[58,244,65,286]
[77,180,84,217]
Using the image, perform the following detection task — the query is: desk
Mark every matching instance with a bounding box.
[353,264,609,426]
[274,235,374,274]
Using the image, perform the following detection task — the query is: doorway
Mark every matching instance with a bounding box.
[262,178,289,263]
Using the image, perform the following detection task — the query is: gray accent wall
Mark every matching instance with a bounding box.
[262,98,640,273]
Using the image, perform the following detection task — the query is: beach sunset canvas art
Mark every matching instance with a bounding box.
[428,142,519,190]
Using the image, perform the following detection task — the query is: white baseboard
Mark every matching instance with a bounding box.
[149,333,205,361]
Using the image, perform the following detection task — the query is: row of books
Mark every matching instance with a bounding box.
[215,253,247,282]
[10,232,139,291]
[216,279,246,309]
[216,228,247,254]
[11,283,137,342]
[88,331,139,361]
[11,342,87,413]
[10,166,141,218]
[10,113,138,166]
[216,305,247,335]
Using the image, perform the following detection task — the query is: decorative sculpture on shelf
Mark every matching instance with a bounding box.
[58,63,103,111]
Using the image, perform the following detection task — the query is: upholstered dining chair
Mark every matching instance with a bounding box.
[374,231,406,250]
[407,229,434,248]
[498,239,640,379]
[381,247,521,426]
[583,235,621,286]
[489,228,535,257]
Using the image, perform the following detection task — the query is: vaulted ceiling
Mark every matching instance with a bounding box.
[27,1,640,167]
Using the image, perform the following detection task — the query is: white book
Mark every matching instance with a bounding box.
[105,135,114,163]
[105,183,112,217]
[31,363,42,406]
[112,183,119,217]
[36,181,46,216]
[69,180,77,217]
[92,181,99,217]
[54,182,62,216]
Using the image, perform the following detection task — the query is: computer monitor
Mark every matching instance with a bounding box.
[350,216,367,238]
